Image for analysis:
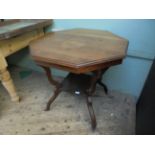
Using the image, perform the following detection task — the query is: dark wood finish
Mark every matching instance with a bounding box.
[41,66,60,86]
[97,68,109,94]
[41,66,108,129]
[41,66,62,111]
[136,58,155,135]
[30,29,128,130]
[0,19,52,40]
[36,59,122,74]
[30,29,128,73]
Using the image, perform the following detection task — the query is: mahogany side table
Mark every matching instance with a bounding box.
[30,29,128,130]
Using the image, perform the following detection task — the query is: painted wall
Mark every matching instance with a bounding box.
[8,19,155,98]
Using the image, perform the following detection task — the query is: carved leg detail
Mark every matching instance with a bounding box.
[45,87,61,111]
[41,66,62,110]
[0,68,19,102]
[87,70,102,95]
[41,66,60,86]
[97,67,109,94]
[39,66,109,130]
[85,70,102,129]
[97,79,108,94]
[86,96,97,130]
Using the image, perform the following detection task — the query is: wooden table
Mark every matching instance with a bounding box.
[30,29,128,129]
[0,19,52,102]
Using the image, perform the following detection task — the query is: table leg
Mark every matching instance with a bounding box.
[41,66,62,111]
[85,70,102,129]
[45,87,61,111]
[0,68,19,102]
[40,67,109,130]
[86,95,97,130]
[97,68,109,94]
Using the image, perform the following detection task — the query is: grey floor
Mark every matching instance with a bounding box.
[0,66,136,135]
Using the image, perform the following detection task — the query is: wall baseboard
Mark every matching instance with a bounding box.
[127,50,154,61]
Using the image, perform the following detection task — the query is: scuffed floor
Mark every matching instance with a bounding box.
[0,66,136,135]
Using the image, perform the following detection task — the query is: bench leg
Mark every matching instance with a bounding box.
[0,68,19,102]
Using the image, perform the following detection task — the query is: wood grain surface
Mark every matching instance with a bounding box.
[0,19,52,40]
[0,19,52,102]
[30,29,128,73]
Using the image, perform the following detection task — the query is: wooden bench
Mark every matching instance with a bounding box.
[0,19,52,102]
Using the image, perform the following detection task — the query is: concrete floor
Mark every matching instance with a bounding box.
[0,66,136,135]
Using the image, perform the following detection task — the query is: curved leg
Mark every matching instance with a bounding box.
[85,70,101,129]
[96,67,109,94]
[41,66,60,86]
[0,68,19,102]
[86,96,97,130]
[87,70,102,94]
[45,87,61,111]
[97,79,108,94]
[40,66,62,110]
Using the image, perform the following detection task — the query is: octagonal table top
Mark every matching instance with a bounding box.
[30,29,128,73]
